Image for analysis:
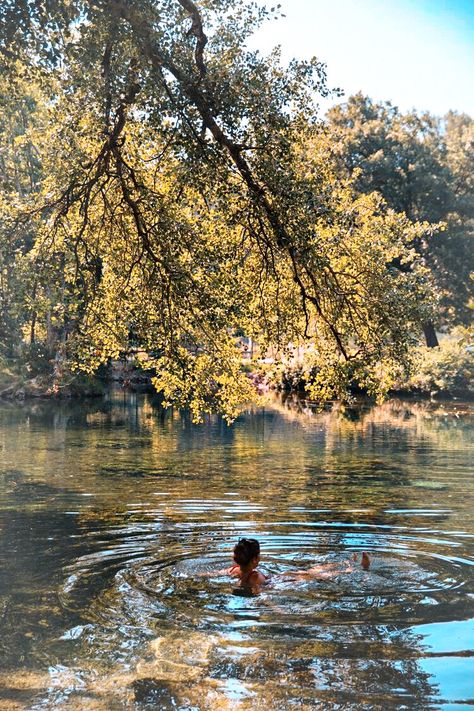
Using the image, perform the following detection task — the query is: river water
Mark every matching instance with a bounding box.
[0,392,472,709]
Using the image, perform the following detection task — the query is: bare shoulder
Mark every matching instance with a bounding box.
[249,570,267,585]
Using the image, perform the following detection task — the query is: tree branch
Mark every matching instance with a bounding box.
[106,0,351,357]
[177,0,208,79]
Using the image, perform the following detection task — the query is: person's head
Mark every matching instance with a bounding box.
[233,538,260,569]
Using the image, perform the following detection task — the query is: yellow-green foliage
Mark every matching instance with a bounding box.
[0,0,442,419]
[405,330,473,395]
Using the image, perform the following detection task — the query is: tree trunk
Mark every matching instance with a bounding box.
[30,281,37,345]
[422,322,439,348]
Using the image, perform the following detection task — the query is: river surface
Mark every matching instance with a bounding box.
[0,392,473,710]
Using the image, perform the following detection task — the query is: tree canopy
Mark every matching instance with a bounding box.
[326,94,473,325]
[0,1,452,418]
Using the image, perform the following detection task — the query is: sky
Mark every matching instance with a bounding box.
[248,0,474,116]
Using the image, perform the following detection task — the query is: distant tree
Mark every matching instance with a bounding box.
[326,93,473,328]
[442,111,474,322]
[0,1,437,416]
[0,73,42,359]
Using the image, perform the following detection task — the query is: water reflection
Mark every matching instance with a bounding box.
[0,392,472,708]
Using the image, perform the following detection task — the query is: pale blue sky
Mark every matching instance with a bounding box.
[249,0,474,116]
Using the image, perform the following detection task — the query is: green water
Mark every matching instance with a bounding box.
[0,392,473,710]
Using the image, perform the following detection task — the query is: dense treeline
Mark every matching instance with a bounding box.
[0,0,472,415]
[326,94,473,326]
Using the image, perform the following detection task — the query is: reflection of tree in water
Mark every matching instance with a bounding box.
[0,394,471,708]
[0,620,443,709]
[0,472,97,669]
[261,394,469,522]
[124,630,441,709]
[275,393,473,448]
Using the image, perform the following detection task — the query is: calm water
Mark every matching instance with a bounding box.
[0,392,473,710]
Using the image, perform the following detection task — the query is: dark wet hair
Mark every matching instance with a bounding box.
[233,538,260,566]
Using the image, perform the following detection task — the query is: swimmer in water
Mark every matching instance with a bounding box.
[228,538,267,592]
[227,538,370,593]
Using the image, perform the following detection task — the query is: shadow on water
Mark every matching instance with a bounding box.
[0,391,472,709]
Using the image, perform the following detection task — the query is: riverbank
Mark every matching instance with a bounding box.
[1,332,472,403]
[0,355,158,400]
[266,336,474,402]
[0,368,106,400]
[1,364,472,403]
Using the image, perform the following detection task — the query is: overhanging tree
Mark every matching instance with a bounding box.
[0,0,437,417]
